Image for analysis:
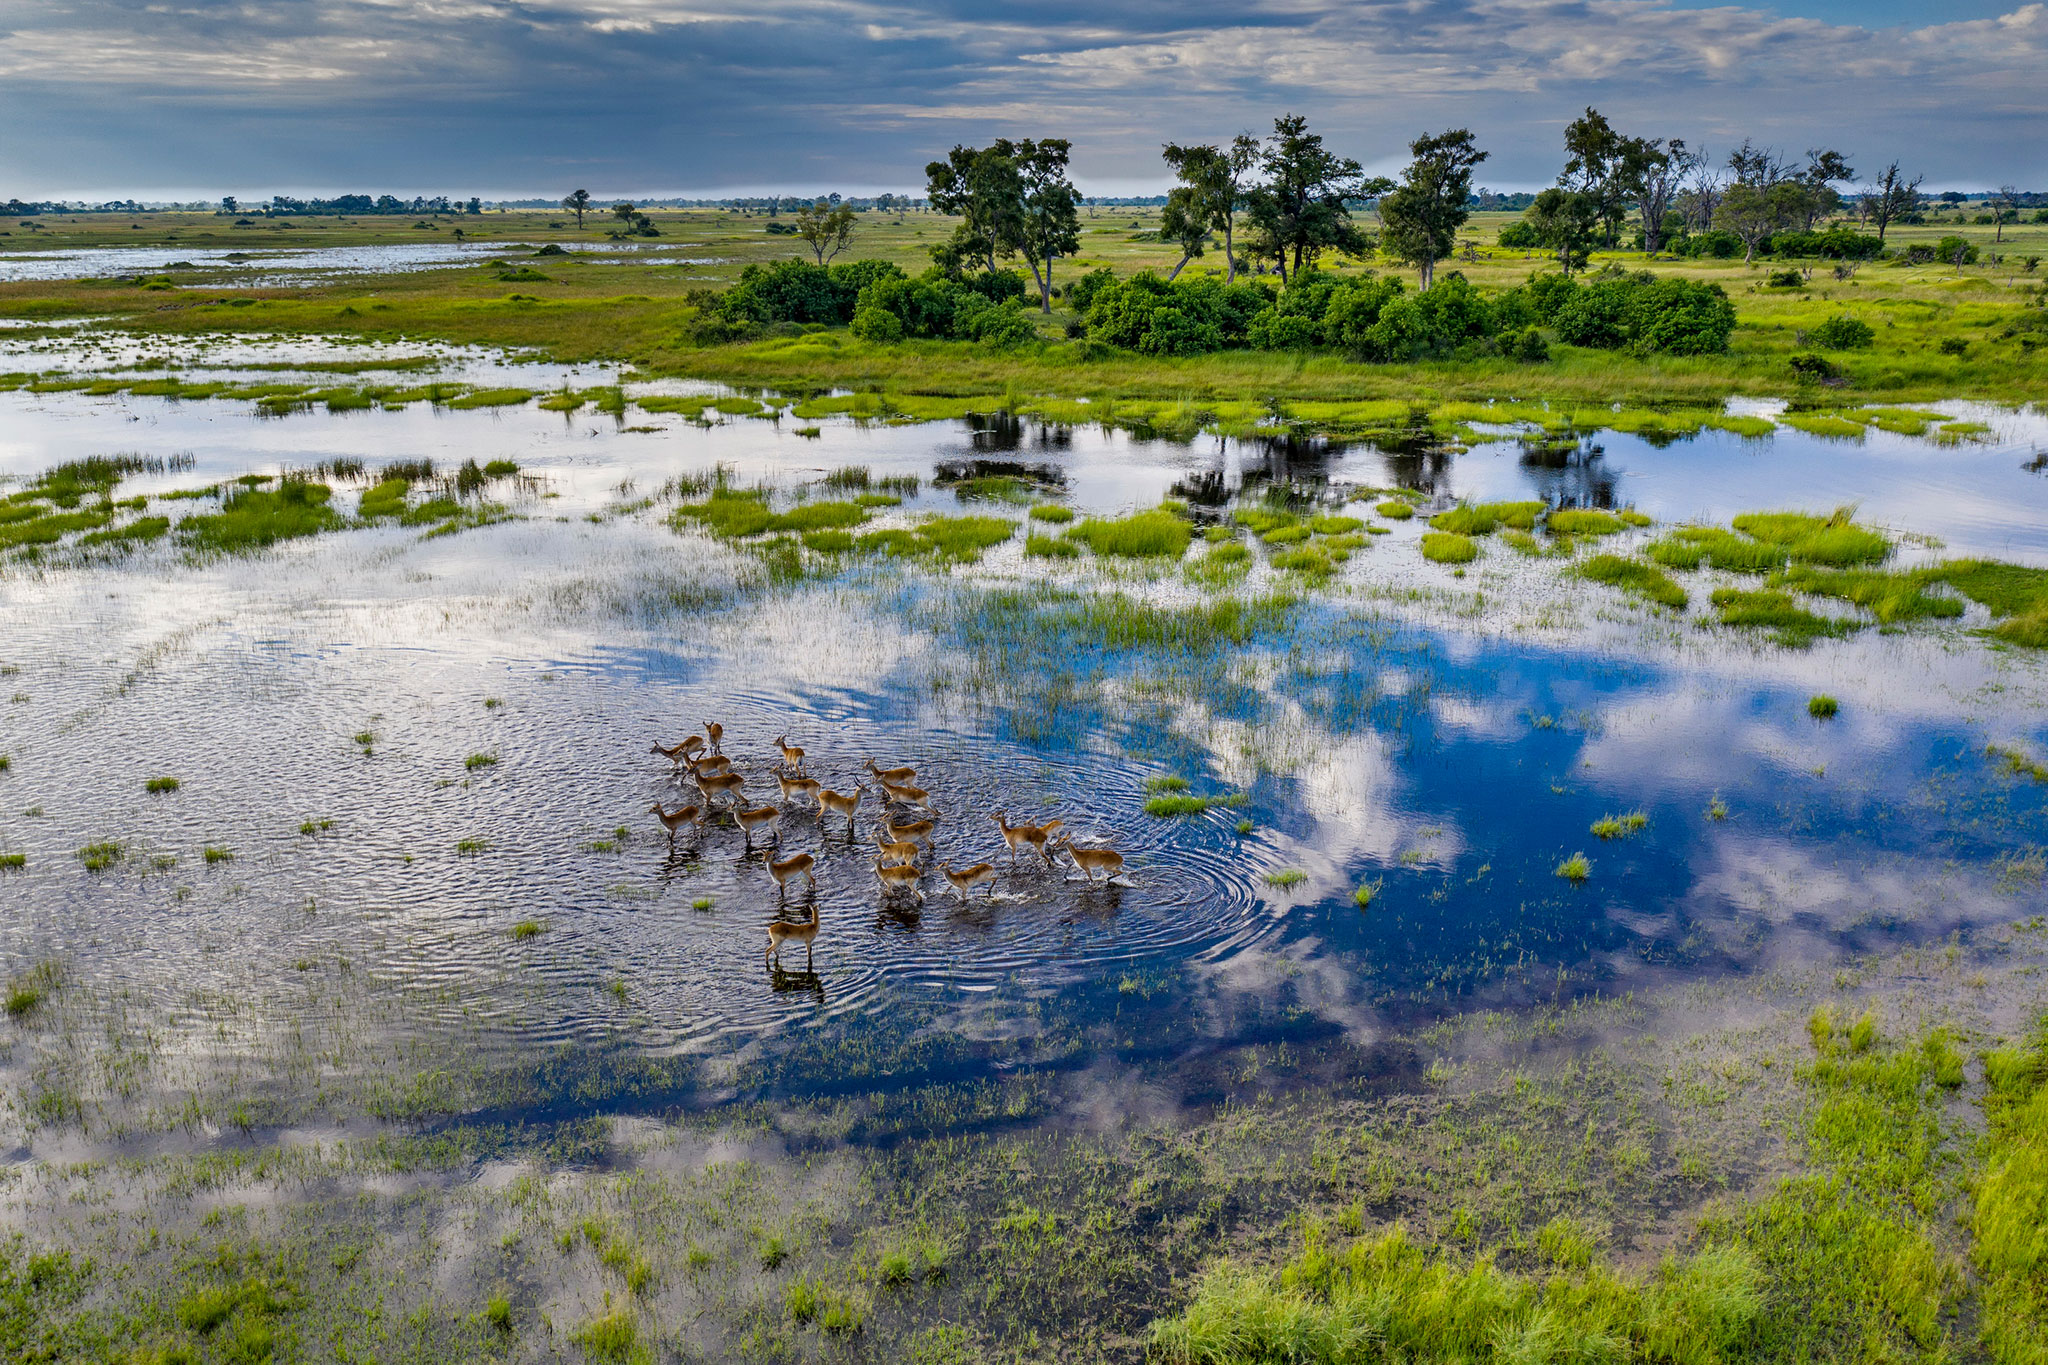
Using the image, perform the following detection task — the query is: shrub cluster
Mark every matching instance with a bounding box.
[1542,271,1738,355]
[850,269,1037,347]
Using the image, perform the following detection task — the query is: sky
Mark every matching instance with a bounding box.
[0,0,2042,200]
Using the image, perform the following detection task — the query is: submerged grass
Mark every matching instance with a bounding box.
[1574,554,1688,609]
[1711,589,1856,648]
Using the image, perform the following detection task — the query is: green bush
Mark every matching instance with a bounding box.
[1810,316,1875,350]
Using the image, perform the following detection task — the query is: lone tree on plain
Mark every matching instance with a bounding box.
[1377,128,1488,291]
[561,189,591,228]
[1160,134,1260,282]
[1866,162,1923,243]
[1991,184,2020,243]
[793,198,857,264]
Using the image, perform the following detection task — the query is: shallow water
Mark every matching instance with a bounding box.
[0,241,722,285]
[2,370,2047,1144]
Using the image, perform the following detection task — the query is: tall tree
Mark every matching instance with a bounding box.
[1726,141,1792,189]
[925,144,1024,274]
[1713,181,1806,262]
[561,188,591,229]
[1560,108,1663,248]
[1377,128,1488,291]
[1866,162,1923,243]
[1525,188,1599,276]
[793,199,857,264]
[1638,138,1701,253]
[1242,114,1383,283]
[1160,134,1259,282]
[1007,138,1081,311]
[1799,148,1856,229]
[1680,152,1723,233]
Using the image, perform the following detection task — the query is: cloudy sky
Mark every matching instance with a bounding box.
[1,0,2042,199]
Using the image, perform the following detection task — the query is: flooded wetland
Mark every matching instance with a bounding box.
[3,321,2047,1361]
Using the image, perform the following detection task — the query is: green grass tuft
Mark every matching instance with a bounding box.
[1808,694,1840,718]
[1555,852,1591,881]
[1574,554,1688,608]
[144,775,180,794]
[1421,532,1478,564]
[510,920,544,939]
[1065,508,1192,558]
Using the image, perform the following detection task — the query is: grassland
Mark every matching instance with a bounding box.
[2,206,2045,408]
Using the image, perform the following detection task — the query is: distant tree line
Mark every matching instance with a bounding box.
[221,195,483,217]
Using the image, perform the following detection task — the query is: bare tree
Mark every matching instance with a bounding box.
[1682,151,1723,233]
[1866,162,1923,244]
[1991,184,2020,244]
[1727,140,1792,189]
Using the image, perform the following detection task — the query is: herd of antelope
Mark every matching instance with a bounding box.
[647,723,1127,970]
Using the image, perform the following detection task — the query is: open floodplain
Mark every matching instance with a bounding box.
[3,314,2048,1361]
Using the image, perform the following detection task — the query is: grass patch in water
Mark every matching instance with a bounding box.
[1421,532,1478,564]
[510,920,544,939]
[1647,527,1790,574]
[0,853,23,870]
[1272,546,1337,581]
[457,839,489,856]
[76,841,123,872]
[1555,852,1591,881]
[444,388,534,409]
[1574,554,1688,608]
[1429,500,1542,535]
[1985,744,2048,783]
[203,845,234,864]
[802,529,856,553]
[1733,509,1890,566]
[1310,514,1363,535]
[1808,694,1840,719]
[671,487,773,540]
[1029,504,1074,523]
[144,776,179,794]
[1547,508,1625,536]
[1259,524,1311,545]
[570,1308,639,1361]
[1186,541,1252,589]
[1065,508,1192,559]
[1375,501,1415,520]
[919,514,1016,561]
[77,516,170,548]
[1590,812,1647,839]
[464,752,498,771]
[1780,412,1868,439]
[1264,869,1307,889]
[1145,795,1212,817]
[1025,533,1082,559]
[1710,588,1855,648]
[1773,566,1964,624]
[180,479,341,553]
[769,500,869,533]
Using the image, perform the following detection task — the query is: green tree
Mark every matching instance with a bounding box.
[561,189,591,228]
[1377,128,1488,291]
[1638,139,1700,253]
[925,144,1024,275]
[792,199,857,265]
[1991,184,2019,244]
[1525,188,1600,276]
[1242,114,1384,283]
[1161,135,1260,282]
[1009,138,1081,312]
[1799,149,1856,230]
[1713,181,1805,262]
[1560,107,1663,248]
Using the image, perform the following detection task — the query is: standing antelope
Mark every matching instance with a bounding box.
[703,721,723,755]
[774,735,807,773]
[693,769,746,808]
[765,900,819,969]
[940,861,997,899]
[872,859,924,903]
[766,850,816,901]
[865,758,915,785]
[873,829,921,867]
[734,804,781,849]
[1049,834,1124,885]
[647,801,703,842]
[778,774,823,805]
[816,785,868,833]
[992,812,1062,866]
[687,753,734,777]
